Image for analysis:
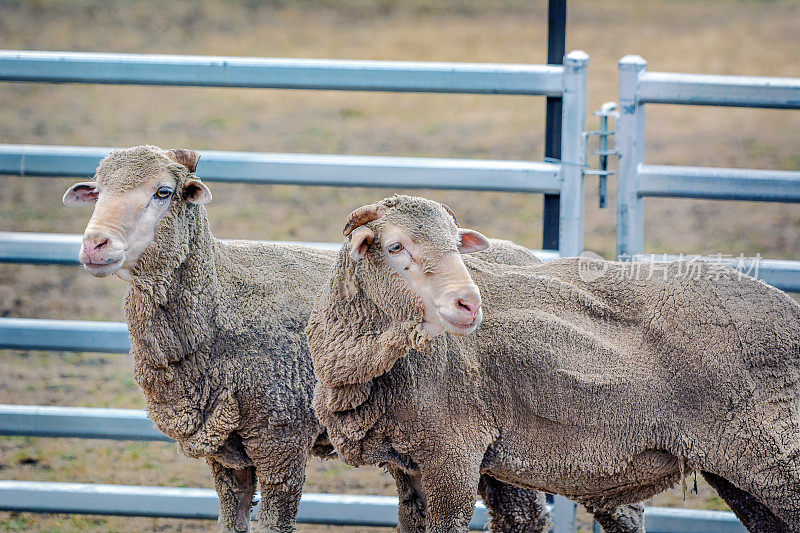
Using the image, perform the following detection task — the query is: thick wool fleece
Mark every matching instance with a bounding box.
[308,195,800,533]
[94,151,557,533]
[308,231,556,532]
[475,239,541,266]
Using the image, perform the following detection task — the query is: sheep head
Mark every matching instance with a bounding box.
[63,145,211,279]
[307,195,489,392]
[345,195,489,336]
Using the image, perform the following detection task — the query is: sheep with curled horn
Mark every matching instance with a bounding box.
[63,147,555,532]
[307,193,800,533]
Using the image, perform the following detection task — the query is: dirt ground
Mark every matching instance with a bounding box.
[1,0,799,530]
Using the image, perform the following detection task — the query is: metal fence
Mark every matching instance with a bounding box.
[0,320,745,532]
[616,55,800,290]
[0,49,591,530]
[0,49,754,532]
[0,49,591,255]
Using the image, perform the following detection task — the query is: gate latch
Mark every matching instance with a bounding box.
[583,102,619,208]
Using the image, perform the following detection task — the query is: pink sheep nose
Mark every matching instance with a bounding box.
[83,233,111,261]
[455,291,481,319]
[437,286,483,331]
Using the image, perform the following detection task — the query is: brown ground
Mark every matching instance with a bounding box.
[1,0,799,530]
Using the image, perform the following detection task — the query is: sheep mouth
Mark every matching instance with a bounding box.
[81,256,124,277]
[440,310,482,334]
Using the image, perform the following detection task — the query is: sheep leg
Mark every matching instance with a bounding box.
[420,460,481,533]
[586,504,644,533]
[701,471,791,533]
[389,467,553,533]
[388,466,426,533]
[208,458,257,533]
[248,446,308,533]
[254,477,303,533]
[477,474,552,533]
[252,464,305,533]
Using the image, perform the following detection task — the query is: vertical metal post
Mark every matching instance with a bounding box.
[552,495,578,533]
[542,0,567,251]
[617,56,648,259]
[558,50,589,258]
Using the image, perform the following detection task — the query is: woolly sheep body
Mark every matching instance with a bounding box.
[124,205,335,532]
[308,195,800,532]
[86,148,557,532]
[472,238,540,266]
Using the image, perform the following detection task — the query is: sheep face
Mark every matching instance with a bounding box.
[346,196,490,336]
[63,146,210,278]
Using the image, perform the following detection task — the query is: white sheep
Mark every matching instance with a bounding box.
[308,194,800,533]
[64,148,555,532]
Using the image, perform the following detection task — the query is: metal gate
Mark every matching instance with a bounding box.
[0,49,588,530]
[616,55,800,291]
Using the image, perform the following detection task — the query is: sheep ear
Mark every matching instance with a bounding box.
[183,178,212,205]
[348,226,374,261]
[458,229,490,254]
[63,182,98,206]
[163,149,200,173]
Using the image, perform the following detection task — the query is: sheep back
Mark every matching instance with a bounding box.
[310,253,800,498]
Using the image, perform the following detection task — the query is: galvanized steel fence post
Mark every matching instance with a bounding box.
[616,55,647,259]
[551,495,578,533]
[558,50,589,258]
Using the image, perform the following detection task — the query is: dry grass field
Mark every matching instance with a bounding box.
[1,0,799,530]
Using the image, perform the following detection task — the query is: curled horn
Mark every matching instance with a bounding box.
[441,203,459,227]
[163,149,201,173]
[343,204,386,237]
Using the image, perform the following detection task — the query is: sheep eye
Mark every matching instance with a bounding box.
[154,187,172,199]
[387,242,404,254]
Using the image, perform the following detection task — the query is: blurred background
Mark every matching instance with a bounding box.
[1,0,799,530]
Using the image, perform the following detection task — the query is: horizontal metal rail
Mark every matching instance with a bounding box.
[0,480,491,528]
[0,144,562,193]
[0,231,88,265]
[0,231,560,265]
[0,480,741,532]
[0,231,341,265]
[0,50,563,96]
[0,318,130,353]
[0,404,169,442]
[640,71,800,109]
[637,164,800,202]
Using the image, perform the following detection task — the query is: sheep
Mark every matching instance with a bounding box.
[62,147,553,532]
[63,145,337,532]
[307,194,800,533]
